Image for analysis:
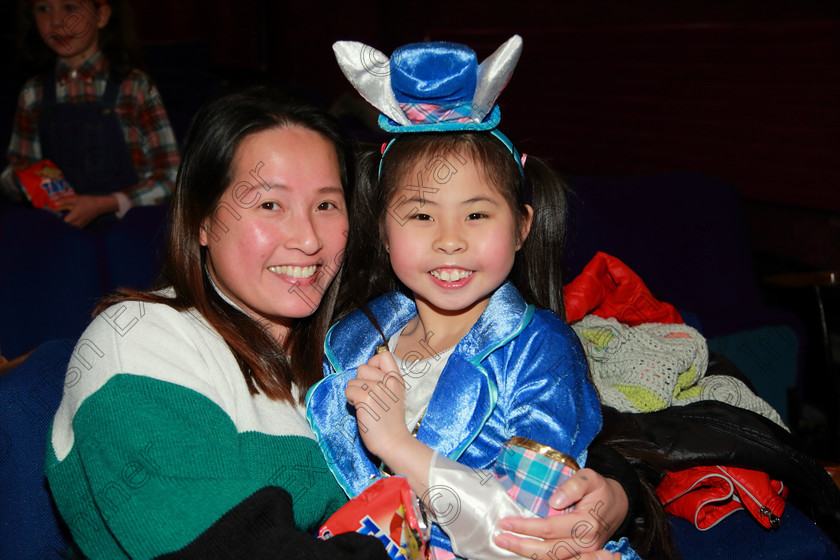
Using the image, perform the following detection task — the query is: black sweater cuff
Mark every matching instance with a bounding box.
[585,442,643,539]
[157,486,390,560]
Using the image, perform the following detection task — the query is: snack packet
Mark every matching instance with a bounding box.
[494,436,579,517]
[318,476,428,560]
[14,160,76,211]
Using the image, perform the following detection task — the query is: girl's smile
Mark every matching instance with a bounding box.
[429,267,475,287]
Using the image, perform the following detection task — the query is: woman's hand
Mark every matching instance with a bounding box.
[345,350,411,458]
[494,468,628,560]
[63,194,118,228]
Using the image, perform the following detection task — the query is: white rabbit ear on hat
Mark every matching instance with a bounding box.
[470,35,523,122]
[332,41,411,126]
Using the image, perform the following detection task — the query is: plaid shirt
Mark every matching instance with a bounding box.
[6,51,179,206]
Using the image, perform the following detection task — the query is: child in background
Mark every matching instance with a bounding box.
[1,0,178,227]
[307,37,636,560]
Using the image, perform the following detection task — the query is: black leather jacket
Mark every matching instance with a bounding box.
[597,388,840,544]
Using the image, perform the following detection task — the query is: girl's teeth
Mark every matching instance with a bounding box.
[269,265,317,278]
[431,269,473,281]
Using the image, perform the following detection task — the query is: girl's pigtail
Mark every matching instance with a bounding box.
[514,156,569,320]
[334,148,395,344]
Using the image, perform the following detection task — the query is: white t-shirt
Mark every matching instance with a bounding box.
[388,330,456,430]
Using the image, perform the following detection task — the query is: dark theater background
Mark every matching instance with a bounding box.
[1,1,839,455]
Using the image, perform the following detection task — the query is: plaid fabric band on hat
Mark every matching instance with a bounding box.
[398,102,473,125]
[495,439,577,517]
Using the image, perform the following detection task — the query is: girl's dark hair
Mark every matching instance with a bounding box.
[17,0,145,82]
[338,130,569,320]
[97,87,355,404]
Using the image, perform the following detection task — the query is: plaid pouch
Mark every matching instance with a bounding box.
[494,436,579,517]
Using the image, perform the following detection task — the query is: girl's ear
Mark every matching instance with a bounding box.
[199,221,209,247]
[516,204,534,250]
[95,3,112,29]
[379,230,390,254]
[378,218,390,254]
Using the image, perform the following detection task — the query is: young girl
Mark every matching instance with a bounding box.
[45,88,390,559]
[2,0,179,227]
[307,38,637,560]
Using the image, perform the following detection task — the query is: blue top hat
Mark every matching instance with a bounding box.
[333,35,522,133]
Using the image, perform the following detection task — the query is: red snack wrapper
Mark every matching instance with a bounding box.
[14,160,76,211]
[318,477,428,560]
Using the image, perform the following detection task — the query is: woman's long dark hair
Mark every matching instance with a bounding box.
[17,0,145,82]
[337,130,569,321]
[97,87,355,403]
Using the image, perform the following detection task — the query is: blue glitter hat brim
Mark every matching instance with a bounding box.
[378,106,501,133]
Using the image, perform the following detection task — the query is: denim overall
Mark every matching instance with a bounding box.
[39,70,139,198]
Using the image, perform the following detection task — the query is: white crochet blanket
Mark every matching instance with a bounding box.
[572,315,786,429]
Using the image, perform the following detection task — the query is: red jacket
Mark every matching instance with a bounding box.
[564,252,683,325]
[657,465,787,530]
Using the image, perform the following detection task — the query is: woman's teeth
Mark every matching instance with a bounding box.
[430,269,473,281]
[269,265,317,279]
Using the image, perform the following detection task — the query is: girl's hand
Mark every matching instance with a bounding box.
[345,350,411,459]
[494,469,629,560]
[64,194,118,228]
[346,351,435,495]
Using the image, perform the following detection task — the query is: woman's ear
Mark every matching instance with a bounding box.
[516,204,534,250]
[199,221,209,247]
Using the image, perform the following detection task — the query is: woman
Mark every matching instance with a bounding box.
[45,87,388,559]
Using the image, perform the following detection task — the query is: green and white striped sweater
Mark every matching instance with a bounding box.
[46,299,387,560]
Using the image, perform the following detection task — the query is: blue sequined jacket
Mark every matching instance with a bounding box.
[306,282,602,549]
